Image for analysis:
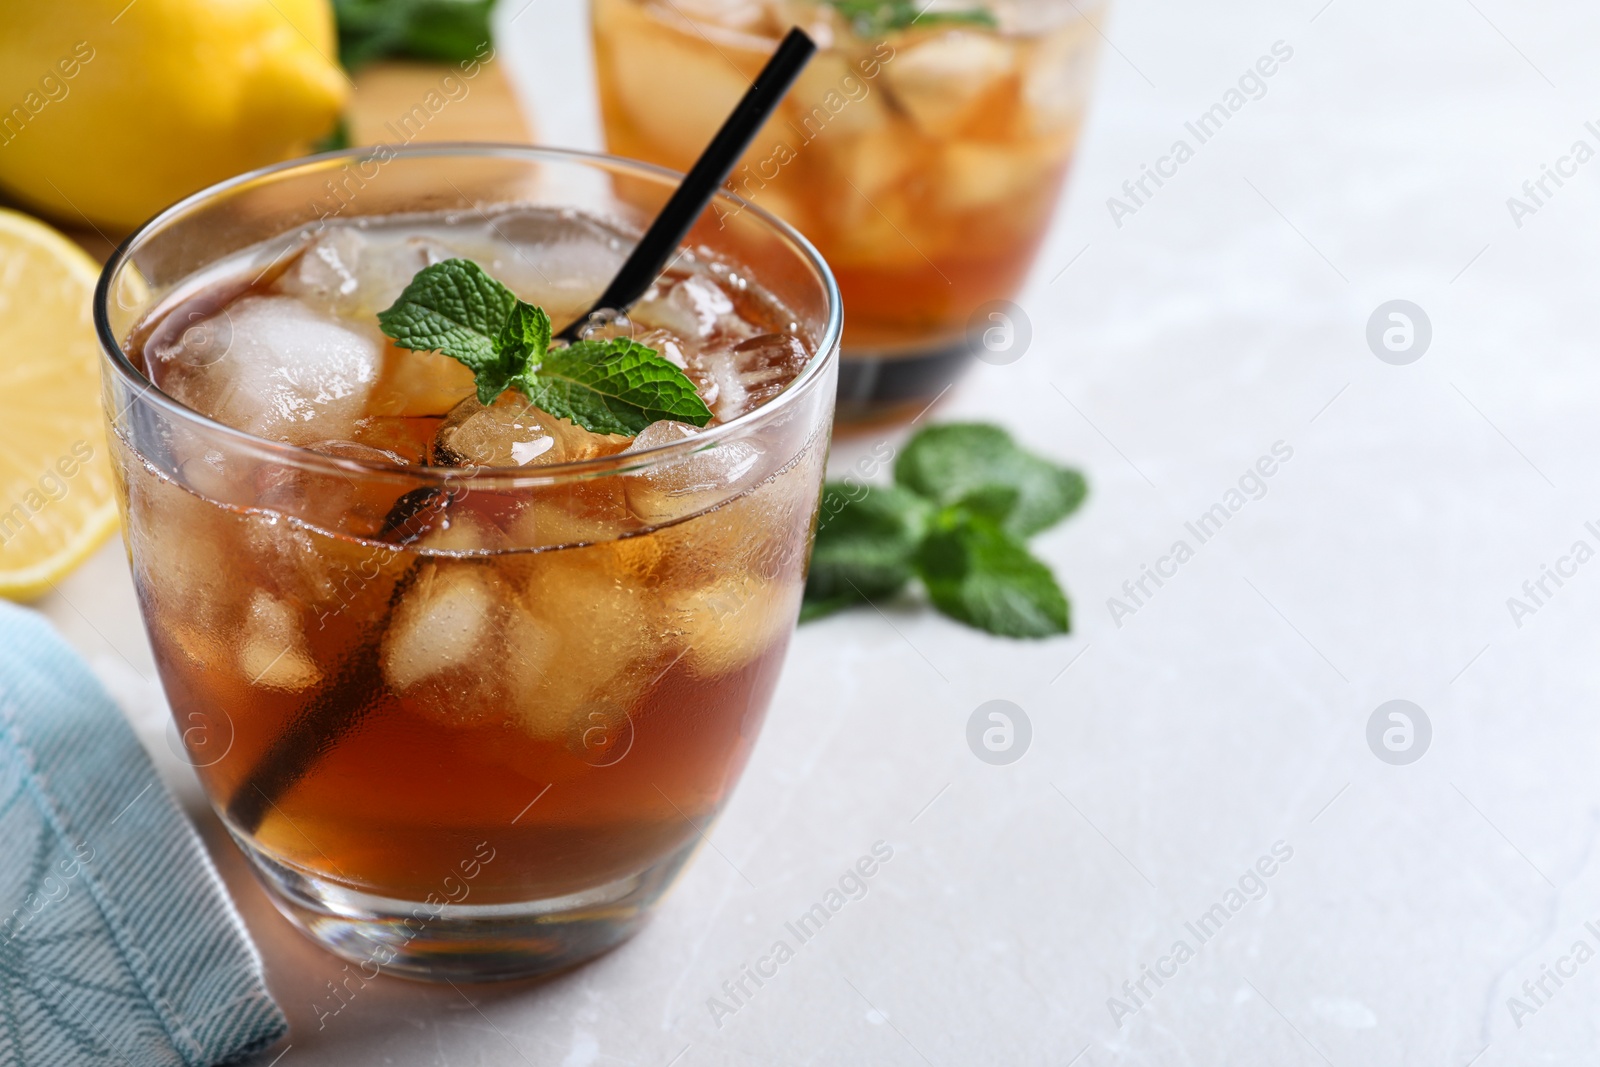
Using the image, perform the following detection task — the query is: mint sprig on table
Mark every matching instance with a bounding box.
[823,0,997,35]
[804,423,1085,638]
[377,259,712,435]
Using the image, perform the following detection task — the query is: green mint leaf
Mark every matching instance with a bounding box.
[823,0,996,35]
[332,0,496,70]
[477,302,553,405]
[951,484,1020,525]
[895,422,1086,538]
[499,301,552,368]
[804,483,932,614]
[379,260,711,435]
[377,258,520,405]
[914,508,1069,638]
[518,338,713,436]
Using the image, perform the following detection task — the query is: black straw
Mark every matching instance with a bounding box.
[557,27,817,341]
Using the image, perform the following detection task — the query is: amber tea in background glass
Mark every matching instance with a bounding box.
[594,0,1105,420]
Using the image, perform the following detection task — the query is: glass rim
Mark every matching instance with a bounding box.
[94,142,842,488]
[624,0,1106,49]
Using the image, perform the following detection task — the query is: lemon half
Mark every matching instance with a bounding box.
[0,209,118,600]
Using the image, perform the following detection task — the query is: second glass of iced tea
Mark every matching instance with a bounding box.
[96,146,840,980]
[594,0,1105,421]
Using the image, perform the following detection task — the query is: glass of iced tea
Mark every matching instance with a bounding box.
[594,0,1104,421]
[95,145,840,980]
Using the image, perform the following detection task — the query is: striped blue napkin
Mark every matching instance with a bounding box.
[0,601,286,1066]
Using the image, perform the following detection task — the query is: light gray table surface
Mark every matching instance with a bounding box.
[40,1,1600,1063]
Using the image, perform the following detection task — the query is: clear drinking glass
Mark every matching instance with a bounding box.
[95,145,840,980]
[593,0,1105,422]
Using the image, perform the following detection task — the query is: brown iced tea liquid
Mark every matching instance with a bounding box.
[119,211,826,905]
[124,465,816,903]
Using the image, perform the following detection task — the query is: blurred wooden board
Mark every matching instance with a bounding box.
[34,59,534,264]
[346,60,533,147]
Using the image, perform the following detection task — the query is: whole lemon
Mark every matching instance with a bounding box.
[0,0,347,231]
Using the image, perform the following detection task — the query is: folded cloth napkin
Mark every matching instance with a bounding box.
[0,601,286,1066]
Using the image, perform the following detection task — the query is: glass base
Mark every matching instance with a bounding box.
[835,340,973,426]
[238,835,698,982]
